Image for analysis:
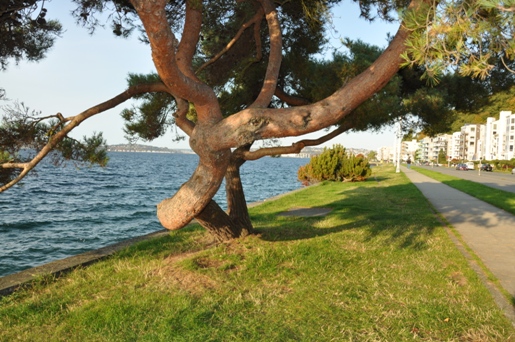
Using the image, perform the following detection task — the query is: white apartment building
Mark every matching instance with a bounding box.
[487,111,515,160]
[394,111,515,162]
[461,124,481,161]
[417,134,452,162]
[449,132,462,160]
[475,111,515,160]
[401,139,418,159]
[377,146,393,162]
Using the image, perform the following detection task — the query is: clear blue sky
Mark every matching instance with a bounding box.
[1,1,398,151]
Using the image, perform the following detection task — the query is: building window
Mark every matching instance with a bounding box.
[469,141,474,145]
[510,145,514,152]
[470,127,475,132]
[511,136,514,140]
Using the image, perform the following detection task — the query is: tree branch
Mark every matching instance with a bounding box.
[177,1,203,81]
[130,0,218,114]
[249,0,282,108]
[196,7,265,74]
[208,0,415,150]
[242,121,353,160]
[173,96,194,136]
[274,87,311,106]
[0,82,169,192]
[0,2,36,16]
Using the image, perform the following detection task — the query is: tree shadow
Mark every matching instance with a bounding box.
[439,179,515,218]
[254,182,439,251]
[411,179,515,230]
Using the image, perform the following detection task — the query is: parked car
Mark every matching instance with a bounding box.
[465,162,475,170]
[512,168,515,175]
[480,163,493,172]
[456,163,468,170]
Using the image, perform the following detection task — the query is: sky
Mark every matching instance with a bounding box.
[1,1,399,151]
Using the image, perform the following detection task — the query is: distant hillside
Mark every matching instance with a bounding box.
[107,144,194,154]
[107,144,370,158]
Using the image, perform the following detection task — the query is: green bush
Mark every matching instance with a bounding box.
[298,144,371,184]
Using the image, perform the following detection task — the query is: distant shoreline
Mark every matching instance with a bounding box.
[107,143,370,159]
[107,143,194,154]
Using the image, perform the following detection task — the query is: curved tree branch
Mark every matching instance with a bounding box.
[207,8,413,149]
[249,0,282,108]
[243,121,354,160]
[177,1,203,81]
[131,0,218,115]
[0,82,170,192]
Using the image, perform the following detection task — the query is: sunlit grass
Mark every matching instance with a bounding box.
[1,165,514,341]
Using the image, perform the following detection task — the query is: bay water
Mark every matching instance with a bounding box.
[0,152,308,277]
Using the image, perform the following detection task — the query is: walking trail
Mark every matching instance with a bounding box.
[403,166,515,323]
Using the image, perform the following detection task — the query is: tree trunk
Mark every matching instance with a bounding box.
[194,147,255,242]
[156,145,230,230]
[195,200,243,242]
[225,146,254,236]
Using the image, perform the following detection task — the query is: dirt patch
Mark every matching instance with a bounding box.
[278,207,332,217]
[149,252,218,294]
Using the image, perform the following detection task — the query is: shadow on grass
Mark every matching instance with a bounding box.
[439,179,515,216]
[371,176,389,182]
[254,181,439,251]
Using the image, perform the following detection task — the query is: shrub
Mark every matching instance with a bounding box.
[297,144,372,184]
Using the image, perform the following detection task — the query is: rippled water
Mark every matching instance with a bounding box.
[0,152,308,277]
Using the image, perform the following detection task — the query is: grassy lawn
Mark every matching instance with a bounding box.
[1,165,514,341]
[412,166,515,216]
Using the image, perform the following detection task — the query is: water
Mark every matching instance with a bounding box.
[0,152,308,277]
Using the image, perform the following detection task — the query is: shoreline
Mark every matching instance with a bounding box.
[0,186,310,297]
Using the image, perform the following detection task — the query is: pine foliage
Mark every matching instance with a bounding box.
[298,144,371,184]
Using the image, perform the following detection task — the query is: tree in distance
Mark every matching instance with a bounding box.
[2,0,515,241]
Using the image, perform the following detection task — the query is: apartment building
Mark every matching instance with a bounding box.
[395,111,515,162]
[478,111,515,160]
[417,135,452,162]
[401,139,418,159]
[377,146,394,162]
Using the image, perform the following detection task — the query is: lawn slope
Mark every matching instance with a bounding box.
[1,165,514,341]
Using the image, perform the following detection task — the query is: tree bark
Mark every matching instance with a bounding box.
[195,200,243,242]
[225,146,254,235]
[156,143,230,230]
[193,146,254,242]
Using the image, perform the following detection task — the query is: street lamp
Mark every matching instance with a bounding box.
[396,118,402,173]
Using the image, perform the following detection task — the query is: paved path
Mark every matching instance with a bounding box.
[415,165,515,193]
[403,166,515,321]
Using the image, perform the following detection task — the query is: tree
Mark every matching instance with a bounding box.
[401,0,515,81]
[367,150,377,161]
[2,0,515,241]
[438,149,447,164]
[0,1,62,70]
[298,144,372,183]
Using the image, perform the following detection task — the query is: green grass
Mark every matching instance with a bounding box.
[1,165,514,341]
[412,166,515,216]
